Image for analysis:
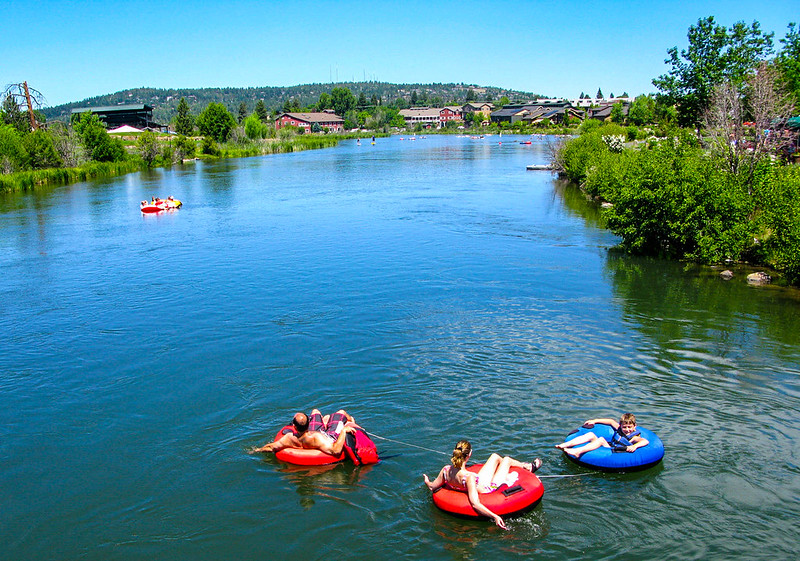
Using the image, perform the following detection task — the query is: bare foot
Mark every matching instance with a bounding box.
[525,458,542,473]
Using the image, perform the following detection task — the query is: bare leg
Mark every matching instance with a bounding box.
[476,453,503,487]
[489,456,515,488]
[564,437,610,458]
[478,454,532,489]
[556,432,597,450]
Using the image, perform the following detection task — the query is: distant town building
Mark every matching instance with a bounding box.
[490,101,585,125]
[274,111,345,133]
[568,96,632,108]
[399,107,441,128]
[70,104,162,130]
[440,106,463,125]
[462,102,494,118]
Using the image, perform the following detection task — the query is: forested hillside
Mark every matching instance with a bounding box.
[41,82,541,124]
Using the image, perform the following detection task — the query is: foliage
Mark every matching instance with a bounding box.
[2,94,29,133]
[73,112,126,162]
[254,99,269,122]
[752,164,800,282]
[331,87,356,116]
[702,62,795,186]
[0,159,140,193]
[48,122,86,167]
[628,95,656,125]
[244,113,268,139]
[237,101,247,123]
[610,102,625,123]
[23,130,62,170]
[201,136,220,155]
[594,139,755,261]
[136,130,160,167]
[196,102,236,142]
[174,97,194,136]
[172,135,196,161]
[776,22,800,105]
[653,16,774,128]
[0,124,26,172]
[556,123,626,183]
[316,93,332,112]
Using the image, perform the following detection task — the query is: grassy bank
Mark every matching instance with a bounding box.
[0,133,383,194]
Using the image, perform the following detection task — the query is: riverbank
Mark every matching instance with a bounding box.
[0,132,385,194]
[555,122,800,285]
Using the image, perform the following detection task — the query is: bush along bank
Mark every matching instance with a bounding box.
[0,131,382,194]
[554,123,800,285]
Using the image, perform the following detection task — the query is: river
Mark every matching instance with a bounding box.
[1,135,799,560]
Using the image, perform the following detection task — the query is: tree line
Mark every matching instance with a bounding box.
[555,18,800,284]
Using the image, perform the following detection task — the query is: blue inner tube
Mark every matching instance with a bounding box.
[561,424,664,472]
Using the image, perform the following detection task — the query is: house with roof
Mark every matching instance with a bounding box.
[462,102,494,120]
[70,104,163,130]
[399,107,442,128]
[275,111,344,132]
[587,102,629,121]
[491,101,584,125]
[440,106,463,125]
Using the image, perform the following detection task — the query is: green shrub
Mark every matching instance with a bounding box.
[600,139,755,261]
[752,164,800,282]
[201,136,220,156]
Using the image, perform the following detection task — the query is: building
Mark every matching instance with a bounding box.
[462,102,494,120]
[399,107,441,128]
[569,96,632,108]
[440,106,463,125]
[587,102,629,121]
[275,111,344,133]
[399,106,465,129]
[71,104,162,130]
[490,100,585,125]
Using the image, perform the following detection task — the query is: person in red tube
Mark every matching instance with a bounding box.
[249,409,357,456]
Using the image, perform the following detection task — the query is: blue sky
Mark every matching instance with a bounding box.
[1,0,796,107]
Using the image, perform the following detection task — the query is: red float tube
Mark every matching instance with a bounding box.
[271,426,346,466]
[432,464,544,518]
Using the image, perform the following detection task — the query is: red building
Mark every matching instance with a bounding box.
[275,111,345,133]
[439,106,463,125]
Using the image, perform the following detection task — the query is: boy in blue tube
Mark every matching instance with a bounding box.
[556,413,649,458]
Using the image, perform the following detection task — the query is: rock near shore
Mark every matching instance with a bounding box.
[746,272,772,285]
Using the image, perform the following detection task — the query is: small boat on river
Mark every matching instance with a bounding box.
[140,196,182,213]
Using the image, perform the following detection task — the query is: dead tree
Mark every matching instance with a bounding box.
[3,81,47,131]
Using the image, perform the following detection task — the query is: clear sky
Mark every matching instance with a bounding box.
[1,0,796,107]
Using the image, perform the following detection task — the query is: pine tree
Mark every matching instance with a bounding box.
[255,100,268,123]
[174,97,193,136]
[237,102,247,123]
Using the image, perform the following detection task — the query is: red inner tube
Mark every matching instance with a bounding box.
[271,427,347,466]
[432,464,544,518]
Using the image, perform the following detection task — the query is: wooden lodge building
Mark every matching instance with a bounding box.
[70,104,163,130]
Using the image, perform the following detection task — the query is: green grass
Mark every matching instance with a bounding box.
[0,133,387,193]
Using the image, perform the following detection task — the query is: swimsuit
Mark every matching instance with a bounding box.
[307,411,348,439]
[442,465,518,494]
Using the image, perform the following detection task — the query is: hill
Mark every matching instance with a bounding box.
[41,82,543,125]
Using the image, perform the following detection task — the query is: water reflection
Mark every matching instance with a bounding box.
[274,461,377,510]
